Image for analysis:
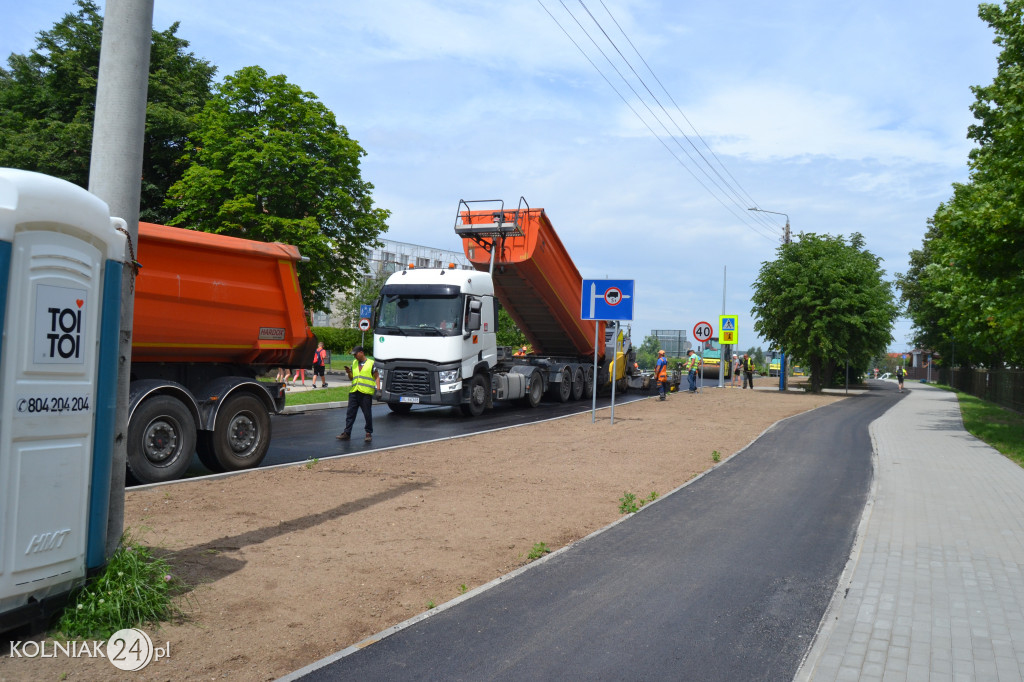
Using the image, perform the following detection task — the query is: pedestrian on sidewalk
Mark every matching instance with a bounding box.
[338,345,378,443]
[742,353,755,389]
[312,341,328,388]
[655,349,669,400]
[730,353,741,387]
[896,365,905,392]
[684,349,699,393]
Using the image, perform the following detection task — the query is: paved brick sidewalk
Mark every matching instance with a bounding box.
[797,383,1024,682]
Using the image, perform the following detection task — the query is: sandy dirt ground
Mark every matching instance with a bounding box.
[1,377,839,681]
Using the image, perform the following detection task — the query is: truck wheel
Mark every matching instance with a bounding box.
[460,374,488,417]
[196,433,225,473]
[548,367,572,402]
[582,366,594,399]
[388,402,412,414]
[522,370,544,407]
[571,367,585,401]
[209,394,271,471]
[127,395,196,484]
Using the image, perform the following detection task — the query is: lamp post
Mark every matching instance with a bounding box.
[748,207,791,391]
[748,207,790,244]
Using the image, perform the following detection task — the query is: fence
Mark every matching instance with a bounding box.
[938,367,1024,414]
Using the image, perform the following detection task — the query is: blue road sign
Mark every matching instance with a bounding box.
[581,279,634,321]
[360,304,373,318]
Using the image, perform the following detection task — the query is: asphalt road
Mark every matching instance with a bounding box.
[151,391,650,484]
[293,382,902,681]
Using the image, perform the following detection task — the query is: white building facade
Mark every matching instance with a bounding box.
[312,238,473,327]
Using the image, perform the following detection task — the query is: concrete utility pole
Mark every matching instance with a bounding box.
[88,0,154,558]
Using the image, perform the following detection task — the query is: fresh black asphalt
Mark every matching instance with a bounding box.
[262,392,648,469]
[294,384,902,681]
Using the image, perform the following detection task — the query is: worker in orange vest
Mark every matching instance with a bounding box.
[654,349,669,400]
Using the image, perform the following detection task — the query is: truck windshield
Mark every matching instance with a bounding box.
[375,293,463,336]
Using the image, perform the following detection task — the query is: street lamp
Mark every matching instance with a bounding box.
[748,207,791,391]
[748,207,790,244]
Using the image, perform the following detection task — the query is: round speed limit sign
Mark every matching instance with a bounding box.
[692,321,713,343]
[358,318,371,332]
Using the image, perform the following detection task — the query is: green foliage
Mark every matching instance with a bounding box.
[618,491,659,514]
[57,533,187,639]
[0,0,215,223]
[458,584,468,594]
[303,457,319,469]
[712,450,721,463]
[426,599,436,610]
[496,306,528,348]
[751,232,898,392]
[312,327,373,357]
[636,334,660,369]
[165,65,390,312]
[899,2,1024,367]
[527,542,551,560]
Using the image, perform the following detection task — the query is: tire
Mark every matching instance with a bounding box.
[582,366,594,399]
[208,394,271,471]
[196,432,225,473]
[127,395,196,484]
[523,370,544,408]
[548,367,572,402]
[388,402,412,414]
[460,373,488,417]
[571,367,585,401]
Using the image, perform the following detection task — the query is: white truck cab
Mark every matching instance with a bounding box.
[373,266,504,415]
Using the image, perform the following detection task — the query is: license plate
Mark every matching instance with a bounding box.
[399,396,420,404]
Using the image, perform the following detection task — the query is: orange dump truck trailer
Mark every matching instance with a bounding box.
[127,223,316,483]
[371,198,644,417]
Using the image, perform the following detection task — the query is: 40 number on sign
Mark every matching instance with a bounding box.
[693,322,713,343]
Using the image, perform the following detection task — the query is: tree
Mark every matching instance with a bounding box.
[496,307,527,348]
[165,66,389,312]
[751,233,898,392]
[0,0,215,223]
[636,334,660,369]
[900,2,1024,367]
[333,270,390,328]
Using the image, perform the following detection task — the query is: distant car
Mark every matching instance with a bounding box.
[792,366,805,376]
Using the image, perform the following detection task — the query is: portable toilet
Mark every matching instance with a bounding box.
[0,168,126,631]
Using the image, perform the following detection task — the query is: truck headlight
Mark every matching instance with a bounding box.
[439,369,460,383]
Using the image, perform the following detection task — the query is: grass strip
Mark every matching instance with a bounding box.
[943,386,1024,466]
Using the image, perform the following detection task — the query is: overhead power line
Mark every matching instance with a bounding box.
[537,0,784,242]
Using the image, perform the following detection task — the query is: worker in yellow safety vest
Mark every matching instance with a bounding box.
[654,349,669,400]
[338,345,378,443]
[684,349,699,393]
[742,353,755,390]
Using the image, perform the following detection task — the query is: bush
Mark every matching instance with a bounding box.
[312,326,373,356]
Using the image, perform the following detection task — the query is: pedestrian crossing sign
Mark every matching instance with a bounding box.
[720,315,738,344]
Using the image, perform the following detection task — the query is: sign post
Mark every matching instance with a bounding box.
[581,279,634,424]
[719,315,737,389]
[692,321,712,395]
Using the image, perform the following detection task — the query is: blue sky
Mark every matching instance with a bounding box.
[2,1,1001,353]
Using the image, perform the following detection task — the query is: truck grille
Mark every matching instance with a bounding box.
[389,369,432,394]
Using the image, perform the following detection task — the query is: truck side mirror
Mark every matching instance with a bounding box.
[466,299,482,332]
